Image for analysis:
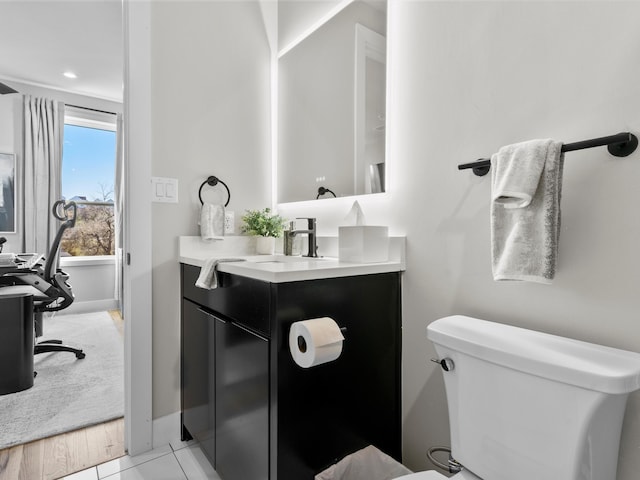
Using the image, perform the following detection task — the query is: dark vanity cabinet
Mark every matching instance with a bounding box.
[181,300,216,457]
[215,316,269,480]
[181,263,401,480]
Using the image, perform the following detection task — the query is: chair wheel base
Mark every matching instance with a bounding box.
[35,340,85,360]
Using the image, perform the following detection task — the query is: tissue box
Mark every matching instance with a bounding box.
[338,226,389,263]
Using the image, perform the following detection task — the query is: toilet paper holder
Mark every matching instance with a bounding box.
[295,326,346,353]
[289,318,346,368]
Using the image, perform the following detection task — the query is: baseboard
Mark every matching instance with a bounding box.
[64,299,118,315]
[152,411,182,449]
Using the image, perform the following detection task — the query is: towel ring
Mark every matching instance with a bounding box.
[316,186,336,199]
[198,176,231,207]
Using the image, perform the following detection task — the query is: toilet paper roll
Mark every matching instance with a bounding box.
[289,317,344,368]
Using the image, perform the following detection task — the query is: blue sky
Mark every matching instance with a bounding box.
[62,124,116,201]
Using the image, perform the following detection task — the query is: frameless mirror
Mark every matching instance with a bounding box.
[277,0,387,203]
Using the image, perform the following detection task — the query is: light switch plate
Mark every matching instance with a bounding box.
[151,177,178,203]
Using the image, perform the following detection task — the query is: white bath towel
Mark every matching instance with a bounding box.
[491,138,564,283]
[199,203,225,240]
[195,257,246,289]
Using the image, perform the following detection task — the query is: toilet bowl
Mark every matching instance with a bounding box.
[394,315,640,480]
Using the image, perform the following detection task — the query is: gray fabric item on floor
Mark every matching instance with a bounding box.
[315,445,412,480]
[0,311,124,450]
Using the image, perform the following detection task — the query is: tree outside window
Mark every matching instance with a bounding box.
[61,113,117,257]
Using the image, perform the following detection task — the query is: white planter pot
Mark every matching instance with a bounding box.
[255,236,276,255]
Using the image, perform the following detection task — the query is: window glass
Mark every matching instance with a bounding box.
[61,112,117,257]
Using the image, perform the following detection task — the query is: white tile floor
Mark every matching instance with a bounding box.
[62,438,221,480]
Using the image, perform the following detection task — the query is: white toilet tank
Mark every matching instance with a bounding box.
[427,315,640,480]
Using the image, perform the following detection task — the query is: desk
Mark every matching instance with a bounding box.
[0,253,43,276]
[0,292,34,394]
[0,254,42,395]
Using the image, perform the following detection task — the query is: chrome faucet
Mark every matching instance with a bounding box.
[286,217,318,257]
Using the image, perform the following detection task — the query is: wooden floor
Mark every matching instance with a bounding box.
[109,309,124,338]
[0,310,126,480]
[0,418,125,480]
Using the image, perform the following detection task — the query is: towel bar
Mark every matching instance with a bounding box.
[458,132,638,176]
[198,175,231,206]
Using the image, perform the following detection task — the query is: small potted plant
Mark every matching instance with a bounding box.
[241,208,287,254]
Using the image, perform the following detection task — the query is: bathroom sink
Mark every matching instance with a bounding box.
[213,252,402,283]
[247,255,328,264]
[178,235,405,283]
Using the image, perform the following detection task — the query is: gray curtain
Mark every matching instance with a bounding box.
[114,113,124,309]
[22,95,64,255]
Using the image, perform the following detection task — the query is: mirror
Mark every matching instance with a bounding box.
[277,0,387,203]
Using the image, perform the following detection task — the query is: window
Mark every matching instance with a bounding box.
[61,107,117,257]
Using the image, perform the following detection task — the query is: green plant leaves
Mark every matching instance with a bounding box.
[241,208,287,238]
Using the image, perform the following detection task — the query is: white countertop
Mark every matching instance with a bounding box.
[179,235,405,283]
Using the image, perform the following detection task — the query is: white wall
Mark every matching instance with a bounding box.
[149,1,272,418]
[279,1,640,478]
[62,258,118,313]
[278,0,344,51]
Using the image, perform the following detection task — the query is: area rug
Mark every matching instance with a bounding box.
[0,311,124,450]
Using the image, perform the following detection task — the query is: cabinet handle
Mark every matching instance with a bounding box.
[197,307,224,322]
[196,307,266,340]
[232,321,269,342]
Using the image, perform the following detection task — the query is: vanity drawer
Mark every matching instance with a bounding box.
[181,264,271,337]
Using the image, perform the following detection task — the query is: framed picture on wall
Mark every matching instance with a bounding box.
[0,153,16,233]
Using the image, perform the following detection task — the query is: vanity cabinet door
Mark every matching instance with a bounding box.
[181,299,215,463]
[215,317,269,480]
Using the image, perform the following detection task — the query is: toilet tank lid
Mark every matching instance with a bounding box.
[427,315,640,394]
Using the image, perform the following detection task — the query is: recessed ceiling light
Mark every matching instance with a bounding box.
[63,71,77,79]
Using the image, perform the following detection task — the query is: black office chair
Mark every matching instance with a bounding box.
[0,200,85,359]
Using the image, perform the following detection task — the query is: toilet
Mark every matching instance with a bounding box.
[395,315,640,480]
